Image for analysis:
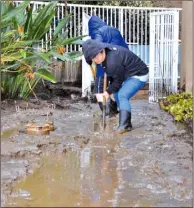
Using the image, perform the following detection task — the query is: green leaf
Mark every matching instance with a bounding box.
[60,35,87,45]
[1,1,30,24]
[1,30,16,38]
[36,52,52,63]
[0,63,21,71]
[50,51,82,61]
[72,39,85,45]
[53,13,71,39]
[35,68,56,83]
[1,30,16,43]
[33,10,55,40]
[49,51,66,61]
[24,6,33,39]
[20,49,27,58]
[32,2,57,29]
[1,2,14,16]
[63,51,83,60]
[3,40,39,52]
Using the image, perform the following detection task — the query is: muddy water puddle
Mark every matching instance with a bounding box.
[5,138,188,207]
[1,128,19,139]
[2,100,192,207]
[6,146,153,207]
[1,125,23,140]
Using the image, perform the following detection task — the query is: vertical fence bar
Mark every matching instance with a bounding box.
[145,10,148,64]
[45,33,48,52]
[137,9,139,56]
[133,9,135,44]
[128,9,131,44]
[70,6,72,52]
[102,7,105,21]
[155,15,157,101]
[115,8,117,28]
[167,13,170,94]
[124,9,127,42]
[141,9,143,61]
[73,6,76,51]
[166,13,169,94]
[86,6,88,14]
[160,14,164,98]
[149,13,155,103]
[62,5,64,34]
[78,6,80,51]
[169,14,172,94]
[156,14,159,101]
[119,8,123,35]
[111,8,113,26]
[98,7,100,18]
[107,8,109,25]
[163,14,167,94]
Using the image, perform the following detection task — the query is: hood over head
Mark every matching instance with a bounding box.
[88,16,107,36]
[82,39,110,65]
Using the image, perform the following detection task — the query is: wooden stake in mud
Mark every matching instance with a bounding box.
[102,73,107,129]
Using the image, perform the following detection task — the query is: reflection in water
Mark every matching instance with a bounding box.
[1,127,21,139]
[79,145,119,207]
[6,144,121,207]
[5,116,154,207]
[3,101,192,207]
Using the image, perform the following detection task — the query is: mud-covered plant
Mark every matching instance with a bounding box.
[1,1,85,100]
[162,93,193,122]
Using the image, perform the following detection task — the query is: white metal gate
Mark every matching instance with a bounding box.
[149,11,180,103]
[81,13,94,96]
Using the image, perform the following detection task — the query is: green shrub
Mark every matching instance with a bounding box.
[162,93,193,122]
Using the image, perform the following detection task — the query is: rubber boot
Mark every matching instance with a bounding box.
[116,110,132,134]
[109,99,119,118]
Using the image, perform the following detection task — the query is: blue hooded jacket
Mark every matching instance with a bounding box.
[88,16,128,77]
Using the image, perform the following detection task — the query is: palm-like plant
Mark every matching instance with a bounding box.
[1,1,85,100]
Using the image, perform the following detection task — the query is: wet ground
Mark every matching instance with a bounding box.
[1,98,193,207]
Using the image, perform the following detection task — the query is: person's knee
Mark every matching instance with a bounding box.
[118,91,128,100]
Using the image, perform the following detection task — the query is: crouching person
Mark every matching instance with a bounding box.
[82,39,149,134]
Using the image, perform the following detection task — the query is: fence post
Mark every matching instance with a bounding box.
[119,8,124,35]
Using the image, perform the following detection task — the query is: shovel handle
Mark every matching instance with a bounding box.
[102,73,107,105]
[90,65,96,78]
[103,73,108,92]
[102,73,108,130]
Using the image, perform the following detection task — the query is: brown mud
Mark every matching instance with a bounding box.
[1,97,193,207]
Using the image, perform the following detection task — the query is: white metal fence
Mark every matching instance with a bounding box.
[14,1,181,61]
[13,1,182,97]
[149,11,180,102]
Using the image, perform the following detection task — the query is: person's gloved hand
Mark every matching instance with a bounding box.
[96,93,104,102]
[102,91,110,101]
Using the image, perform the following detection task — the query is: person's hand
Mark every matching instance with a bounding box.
[102,91,110,101]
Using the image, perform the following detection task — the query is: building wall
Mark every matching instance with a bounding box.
[180,1,193,93]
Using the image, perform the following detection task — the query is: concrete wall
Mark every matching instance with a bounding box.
[180,1,193,93]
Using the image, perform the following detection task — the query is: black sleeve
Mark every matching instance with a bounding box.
[106,72,123,94]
